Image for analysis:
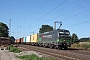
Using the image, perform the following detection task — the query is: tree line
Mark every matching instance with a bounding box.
[79,38,90,42]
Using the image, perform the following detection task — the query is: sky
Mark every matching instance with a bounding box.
[0,0,90,39]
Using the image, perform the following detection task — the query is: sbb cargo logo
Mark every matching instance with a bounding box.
[42,35,52,38]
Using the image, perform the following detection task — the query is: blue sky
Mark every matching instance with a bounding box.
[0,0,90,39]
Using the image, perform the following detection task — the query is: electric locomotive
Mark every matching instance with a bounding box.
[38,29,71,49]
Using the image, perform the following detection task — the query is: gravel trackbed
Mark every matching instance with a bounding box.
[0,50,20,60]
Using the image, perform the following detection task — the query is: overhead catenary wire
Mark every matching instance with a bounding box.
[22,0,51,33]
[30,0,68,25]
[61,9,90,21]
[40,0,86,21]
[21,0,68,33]
[19,2,90,29]
[65,19,90,27]
[22,0,85,28]
[22,8,90,35]
[44,3,90,23]
[64,20,90,33]
[32,0,90,28]
[15,0,90,38]
[25,0,79,28]
[35,0,86,22]
[30,0,51,20]
[19,1,90,28]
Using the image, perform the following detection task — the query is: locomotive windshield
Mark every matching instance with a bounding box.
[59,31,70,36]
[57,29,70,37]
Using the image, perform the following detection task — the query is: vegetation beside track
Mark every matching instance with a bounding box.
[16,54,55,60]
[9,45,22,53]
[71,42,90,50]
[9,45,55,60]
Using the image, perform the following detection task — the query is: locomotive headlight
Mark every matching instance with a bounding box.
[64,40,65,42]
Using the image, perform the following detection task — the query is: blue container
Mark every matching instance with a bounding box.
[23,37,26,42]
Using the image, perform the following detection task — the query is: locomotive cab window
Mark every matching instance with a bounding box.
[59,30,70,37]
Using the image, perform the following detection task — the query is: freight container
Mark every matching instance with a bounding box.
[20,37,23,43]
[16,39,20,43]
[31,33,38,43]
[26,35,31,42]
[23,37,26,42]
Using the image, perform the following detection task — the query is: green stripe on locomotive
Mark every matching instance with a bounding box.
[57,39,71,42]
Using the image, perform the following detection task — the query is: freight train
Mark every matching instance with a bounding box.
[15,29,71,49]
[15,21,71,49]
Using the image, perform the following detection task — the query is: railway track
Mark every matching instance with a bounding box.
[17,44,90,60]
[66,49,90,56]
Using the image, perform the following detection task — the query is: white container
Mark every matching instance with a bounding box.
[26,36,31,42]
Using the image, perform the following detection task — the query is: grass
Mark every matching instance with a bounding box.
[9,45,22,53]
[71,42,90,50]
[8,45,55,60]
[16,54,55,60]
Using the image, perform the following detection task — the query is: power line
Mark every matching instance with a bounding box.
[23,0,84,29]
[36,0,89,26]
[44,3,90,23]
[16,0,90,38]
[23,0,51,31]
[30,0,51,20]
[25,8,90,32]
[61,9,90,21]
[22,0,68,33]
[65,20,90,27]
[30,0,68,25]
[55,0,86,15]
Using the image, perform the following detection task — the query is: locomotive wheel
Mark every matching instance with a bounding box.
[50,45,53,49]
[64,46,68,50]
[54,45,61,49]
[58,47,62,49]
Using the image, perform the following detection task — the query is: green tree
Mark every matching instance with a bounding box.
[71,33,78,44]
[39,25,53,33]
[0,22,9,37]
[10,36,15,44]
[79,37,90,42]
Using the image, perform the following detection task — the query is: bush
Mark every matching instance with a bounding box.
[9,45,22,53]
[85,44,90,50]
[77,44,80,48]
